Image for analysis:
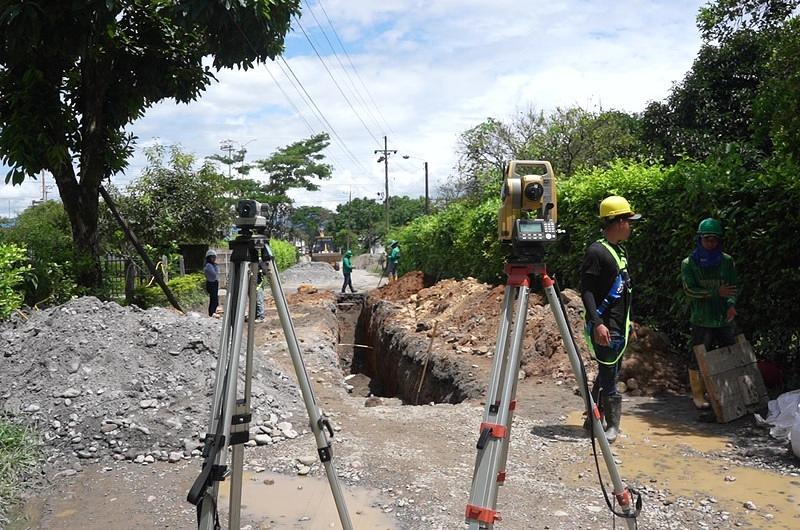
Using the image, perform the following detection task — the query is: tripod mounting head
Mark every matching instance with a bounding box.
[497,161,561,261]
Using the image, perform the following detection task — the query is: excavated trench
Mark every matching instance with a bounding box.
[335,293,483,405]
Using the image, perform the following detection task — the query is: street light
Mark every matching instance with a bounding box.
[402,155,430,214]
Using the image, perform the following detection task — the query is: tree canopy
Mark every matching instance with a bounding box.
[0,0,299,288]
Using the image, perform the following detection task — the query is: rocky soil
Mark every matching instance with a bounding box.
[0,297,304,476]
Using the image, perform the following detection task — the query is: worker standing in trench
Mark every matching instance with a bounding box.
[681,218,738,411]
[580,196,641,443]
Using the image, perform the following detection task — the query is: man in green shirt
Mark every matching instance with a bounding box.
[341,250,356,293]
[681,218,738,409]
[387,240,400,283]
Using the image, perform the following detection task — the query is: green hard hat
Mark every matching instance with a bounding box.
[697,218,723,237]
[345,250,353,257]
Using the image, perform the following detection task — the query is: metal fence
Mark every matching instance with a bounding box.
[103,254,187,301]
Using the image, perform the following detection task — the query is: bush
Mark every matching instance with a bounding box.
[395,200,505,284]
[270,239,298,271]
[131,272,207,310]
[0,244,31,319]
[1,201,77,305]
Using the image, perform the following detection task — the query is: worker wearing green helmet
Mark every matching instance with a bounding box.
[579,195,641,443]
[386,240,400,283]
[341,250,356,293]
[681,218,738,410]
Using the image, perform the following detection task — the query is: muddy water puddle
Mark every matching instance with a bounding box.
[218,471,398,529]
[565,410,799,529]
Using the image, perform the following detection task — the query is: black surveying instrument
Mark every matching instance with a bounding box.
[187,199,354,530]
[465,161,642,529]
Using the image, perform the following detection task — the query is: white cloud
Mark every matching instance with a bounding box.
[1,0,705,216]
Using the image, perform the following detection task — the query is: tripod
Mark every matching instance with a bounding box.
[187,227,354,530]
[465,261,639,530]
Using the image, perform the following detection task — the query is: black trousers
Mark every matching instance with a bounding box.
[341,272,354,292]
[206,280,219,316]
[690,325,735,369]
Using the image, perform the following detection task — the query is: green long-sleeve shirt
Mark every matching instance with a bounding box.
[342,256,353,273]
[681,253,738,328]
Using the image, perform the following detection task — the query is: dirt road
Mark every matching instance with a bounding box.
[6,268,798,530]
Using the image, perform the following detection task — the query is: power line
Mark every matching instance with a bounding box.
[316,0,396,136]
[263,62,318,136]
[277,55,372,175]
[301,0,386,137]
[292,14,382,147]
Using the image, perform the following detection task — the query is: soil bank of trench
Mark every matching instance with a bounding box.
[8,275,800,530]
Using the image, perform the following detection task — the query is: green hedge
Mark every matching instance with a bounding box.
[0,244,31,319]
[397,157,800,382]
[270,239,298,271]
[131,272,207,310]
[395,199,505,284]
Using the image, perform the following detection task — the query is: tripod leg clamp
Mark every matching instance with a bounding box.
[465,504,501,524]
[318,444,333,462]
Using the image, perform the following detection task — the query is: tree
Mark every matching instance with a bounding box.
[451,106,644,202]
[0,0,299,290]
[226,133,333,236]
[290,206,334,248]
[114,144,231,254]
[389,196,426,226]
[641,0,799,163]
[330,197,384,251]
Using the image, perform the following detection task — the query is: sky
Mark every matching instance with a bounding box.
[0,0,706,217]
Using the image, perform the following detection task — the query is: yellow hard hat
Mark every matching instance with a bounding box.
[599,195,641,220]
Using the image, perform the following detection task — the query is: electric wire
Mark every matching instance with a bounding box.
[316,0,396,135]
[302,0,386,137]
[262,61,318,137]
[277,55,372,175]
[225,10,367,185]
[291,14,382,147]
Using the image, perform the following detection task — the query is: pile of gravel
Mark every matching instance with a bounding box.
[280,261,341,284]
[0,297,302,469]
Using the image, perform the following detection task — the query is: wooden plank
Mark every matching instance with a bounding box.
[694,335,769,423]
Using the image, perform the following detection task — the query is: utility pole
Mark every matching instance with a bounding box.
[219,139,234,179]
[424,161,429,214]
[374,136,396,234]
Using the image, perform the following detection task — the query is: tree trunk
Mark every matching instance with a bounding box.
[54,170,103,291]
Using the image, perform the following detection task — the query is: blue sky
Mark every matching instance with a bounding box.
[1,0,706,216]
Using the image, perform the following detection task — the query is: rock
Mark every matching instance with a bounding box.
[364,397,383,407]
[297,456,316,466]
[101,424,119,433]
[24,404,41,413]
[76,450,93,459]
[743,501,757,511]
[625,378,639,391]
[139,399,157,409]
[168,451,183,463]
[144,455,155,464]
[616,381,628,394]
[60,388,82,398]
[297,464,311,476]
[254,434,272,446]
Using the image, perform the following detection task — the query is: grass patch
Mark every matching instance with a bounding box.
[0,418,39,524]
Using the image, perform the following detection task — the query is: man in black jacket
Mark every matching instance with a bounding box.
[580,195,641,443]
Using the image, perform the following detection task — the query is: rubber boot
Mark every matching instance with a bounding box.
[603,394,622,444]
[688,369,710,409]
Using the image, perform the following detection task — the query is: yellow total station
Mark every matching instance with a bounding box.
[497,160,557,242]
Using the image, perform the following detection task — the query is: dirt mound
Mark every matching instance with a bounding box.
[0,297,301,470]
[281,261,341,283]
[352,253,383,270]
[377,274,684,395]
[372,271,426,301]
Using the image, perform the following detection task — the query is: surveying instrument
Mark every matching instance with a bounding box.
[465,161,642,529]
[187,200,354,530]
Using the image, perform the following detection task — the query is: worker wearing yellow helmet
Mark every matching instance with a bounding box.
[579,195,641,443]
